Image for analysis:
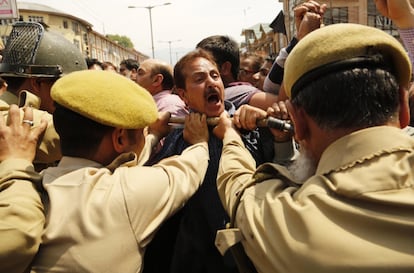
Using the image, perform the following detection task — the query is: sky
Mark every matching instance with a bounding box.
[17,0,283,64]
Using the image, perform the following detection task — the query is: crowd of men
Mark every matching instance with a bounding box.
[0,0,413,273]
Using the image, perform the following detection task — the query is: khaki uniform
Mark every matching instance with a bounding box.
[0,158,44,273]
[0,91,59,273]
[31,142,209,273]
[0,91,61,165]
[217,126,414,273]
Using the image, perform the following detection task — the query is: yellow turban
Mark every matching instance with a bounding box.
[51,70,158,129]
[284,23,412,98]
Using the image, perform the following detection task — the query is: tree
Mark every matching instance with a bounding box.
[106,34,134,49]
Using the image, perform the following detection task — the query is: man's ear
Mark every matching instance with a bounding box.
[286,100,308,141]
[220,61,232,78]
[111,128,128,153]
[30,78,42,95]
[153,74,164,87]
[175,88,188,105]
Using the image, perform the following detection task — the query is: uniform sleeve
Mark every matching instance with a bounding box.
[119,142,209,245]
[216,129,257,217]
[137,133,160,165]
[0,158,45,273]
[32,109,61,164]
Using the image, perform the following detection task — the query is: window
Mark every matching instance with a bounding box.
[28,16,44,23]
[63,20,68,29]
[72,21,80,35]
[73,39,80,50]
[367,0,398,37]
[323,7,348,25]
[83,33,88,45]
[0,18,18,25]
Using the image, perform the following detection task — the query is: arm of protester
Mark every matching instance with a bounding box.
[375,0,414,78]
[263,1,326,95]
[375,0,414,29]
[295,0,327,39]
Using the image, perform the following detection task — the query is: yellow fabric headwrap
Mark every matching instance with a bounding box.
[284,23,412,98]
[51,70,158,129]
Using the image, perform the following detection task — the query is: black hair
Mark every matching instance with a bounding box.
[291,67,400,130]
[196,35,240,81]
[120,58,139,70]
[85,58,103,69]
[53,103,114,157]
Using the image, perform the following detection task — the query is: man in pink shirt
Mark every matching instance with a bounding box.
[136,59,188,118]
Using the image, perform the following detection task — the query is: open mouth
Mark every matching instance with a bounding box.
[207,92,220,104]
[204,88,223,115]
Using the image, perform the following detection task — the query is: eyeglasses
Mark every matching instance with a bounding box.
[259,68,270,77]
[239,68,256,76]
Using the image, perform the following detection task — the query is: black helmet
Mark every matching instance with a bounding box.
[0,21,87,78]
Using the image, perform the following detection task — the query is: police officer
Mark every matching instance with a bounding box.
[0,21,86,273]
[0,21,87,165]
[0,21,87,112]
[214,23,414,272]
[0,70,210,273]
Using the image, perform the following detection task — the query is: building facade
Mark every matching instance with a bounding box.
[241,22,287,59]
[242,0,401,58]
[286,0,398,38]
[0,2,148,66]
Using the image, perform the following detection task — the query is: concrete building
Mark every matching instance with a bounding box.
[0,2,148,66]
[242,0,401,58]
[283,0,398,39]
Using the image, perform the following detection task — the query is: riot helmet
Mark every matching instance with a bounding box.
[0,21,87,78]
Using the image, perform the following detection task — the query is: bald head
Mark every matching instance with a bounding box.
[136,59,174,95]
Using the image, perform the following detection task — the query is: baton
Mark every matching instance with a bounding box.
[168,116,294,133]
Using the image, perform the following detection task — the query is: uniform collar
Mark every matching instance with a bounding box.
[317,126,414,175]
[57,152,138,173]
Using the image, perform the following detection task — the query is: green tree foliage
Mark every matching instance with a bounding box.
[106,34,134,49]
